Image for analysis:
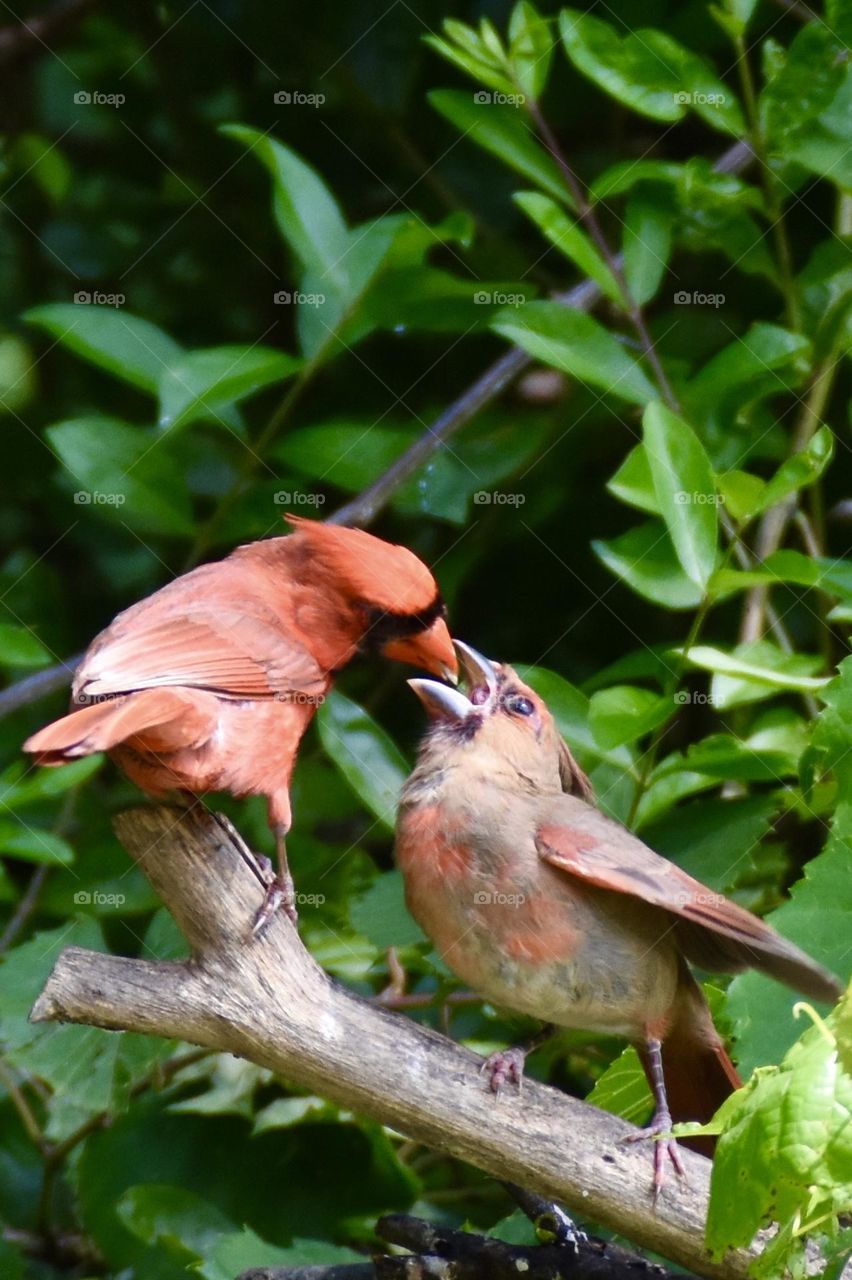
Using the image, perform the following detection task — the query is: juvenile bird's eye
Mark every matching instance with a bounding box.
[506,695,534,717]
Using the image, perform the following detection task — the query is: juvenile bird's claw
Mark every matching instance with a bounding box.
[481,1046,526,1095]
[622,1107,686,1199]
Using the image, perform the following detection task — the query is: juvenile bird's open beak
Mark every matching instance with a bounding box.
[453,640,498,705]
[408,679,474,723]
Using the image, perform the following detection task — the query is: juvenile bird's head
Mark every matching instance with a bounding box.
[408,642,592,800]
[286,516,457,681]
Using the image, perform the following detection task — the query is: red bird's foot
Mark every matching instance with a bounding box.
[623,1107,685,1197]
[481,1046,527,1095]
[251,871,298,937]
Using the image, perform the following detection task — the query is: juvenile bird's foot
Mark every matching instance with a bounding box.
[481,1046,527,1095]
[623,1106,685,1198]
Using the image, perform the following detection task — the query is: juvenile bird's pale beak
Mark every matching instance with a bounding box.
[407,678,474,722]
[453,640,498,704]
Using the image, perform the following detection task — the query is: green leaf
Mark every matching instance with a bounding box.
[429,90,567,202]
[493,301,657,404]
[513,192,621,303]
[25,304,182,393]
[606,443,659,515]
[0,820,73,865]
[716,469,767,523]
[222,125,349,288]
[508,1,553,99]
[117,1184,234,1258]
[424,29,516,98]
[761,23,852,187]
[756,424,834,515]
[157,345,301,432]
[515,665,634,773]
[623,189,673,305]
[706,1005,852,1270]
[199,1229,359,1280]
[586,1046,652,1123]
[687,323,811,443]
[588,685,670,749]
[317,692,408,829]
[643,795,778,887]
[349,869,427,949]
[47,417,194,536]
[643,401,718,591]
[705,641,825,710]
[252,1095,337,1134]
[654,731,801,784]
[559,10,744,135]
[683,644,830,693]
[0,623,50,668]
[593,520,704,609]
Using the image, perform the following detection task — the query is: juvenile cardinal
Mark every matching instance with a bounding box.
[25,516,457,929]
[396,643,842,1189]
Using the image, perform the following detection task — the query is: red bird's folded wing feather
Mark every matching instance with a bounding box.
[535,799,841,1004]
[74,608,326,702]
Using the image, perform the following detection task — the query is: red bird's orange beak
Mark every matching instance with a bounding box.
[382,616,458,683]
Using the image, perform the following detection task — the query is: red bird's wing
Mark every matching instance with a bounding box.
[535,798,841,1004]
[75,607,327,702]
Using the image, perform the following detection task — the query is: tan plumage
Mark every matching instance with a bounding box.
[397,647,842,1186]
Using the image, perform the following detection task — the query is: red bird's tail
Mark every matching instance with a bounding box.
[639,967,741,1157]
[23,688,217,763]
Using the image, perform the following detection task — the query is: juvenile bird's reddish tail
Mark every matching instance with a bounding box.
[24,688,216,763]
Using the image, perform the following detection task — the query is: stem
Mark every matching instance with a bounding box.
[734,34,802,332]
[0,1059,47,1150]
[525,98,681,412]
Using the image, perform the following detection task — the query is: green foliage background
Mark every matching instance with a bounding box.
[0,0,850,1276]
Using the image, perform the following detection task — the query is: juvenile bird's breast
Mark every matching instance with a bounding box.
[396,782,680,1039]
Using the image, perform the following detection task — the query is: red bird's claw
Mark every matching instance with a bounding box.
[481,1047,526,1096]
[250,881,298,938]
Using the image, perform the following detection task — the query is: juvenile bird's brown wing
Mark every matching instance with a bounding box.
[75,607,326,702]
[535,796,842,1004]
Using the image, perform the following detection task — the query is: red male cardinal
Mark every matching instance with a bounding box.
[25,516,457,929]
[396,643,842,1190]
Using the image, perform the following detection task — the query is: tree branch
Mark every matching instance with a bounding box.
[236,1211,689,1280]
[30,805,759,1280]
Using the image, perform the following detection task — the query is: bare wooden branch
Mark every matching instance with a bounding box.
[30,805,758,1280]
